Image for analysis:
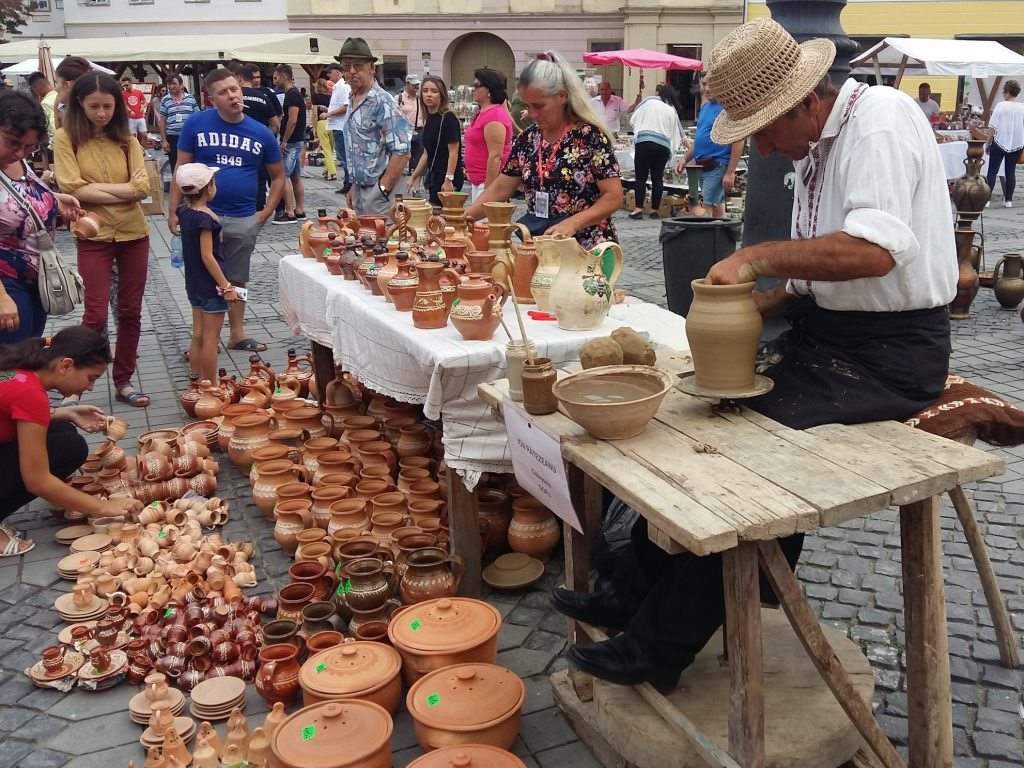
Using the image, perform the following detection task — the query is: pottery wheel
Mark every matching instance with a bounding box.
[676,372,774,401]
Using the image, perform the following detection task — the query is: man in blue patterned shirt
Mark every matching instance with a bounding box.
[338,37,411,216]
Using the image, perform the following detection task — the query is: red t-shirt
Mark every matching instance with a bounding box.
[123,88,146,120]
[0,369,50,442]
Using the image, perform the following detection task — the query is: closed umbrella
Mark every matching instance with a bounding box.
[37,37,56,86]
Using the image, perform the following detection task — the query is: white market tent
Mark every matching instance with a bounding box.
[2,57,113,76]
[851,37,1024,120]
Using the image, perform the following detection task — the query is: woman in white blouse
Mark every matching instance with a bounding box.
[986,79,1024,208]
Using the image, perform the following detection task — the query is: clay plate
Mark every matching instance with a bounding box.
[69,533,113,553]
[676,371,774,401]
[552,366,675,440]
[482,553,544,590]
[190,676,246,708]
[77,649,128,681]
[29,650,85,683]
[141,717,195,747]
[56,525,95,545]
[58,621,98,645]
[54,592,108,618]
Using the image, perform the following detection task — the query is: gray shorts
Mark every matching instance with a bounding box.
[220,214,259,284]
[351,183,392,217]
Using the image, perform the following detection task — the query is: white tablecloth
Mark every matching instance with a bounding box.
[938,140,991,180]
[278,254,679,485]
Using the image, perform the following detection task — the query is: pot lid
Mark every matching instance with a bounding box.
[299,641,401,696]
[407,663,525,730]
[388,598,501,653]
[407,745,528,768]
[271,700,393,768]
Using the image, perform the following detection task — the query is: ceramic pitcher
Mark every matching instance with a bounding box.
[529,235,560,312]
[548,237,623,331]
[993,253,1024,309]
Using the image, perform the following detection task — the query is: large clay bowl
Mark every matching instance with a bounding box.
[551,366,674,440]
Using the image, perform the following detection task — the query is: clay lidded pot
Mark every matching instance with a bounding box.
[508,496,560,563]
[255,643,301,705]
[684,279,762,396]
[406,662,525,751]
[299,641,403,712]
[407,745,528,768]
[269,700,393,768]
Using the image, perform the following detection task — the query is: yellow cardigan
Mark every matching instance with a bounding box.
[54,129,150,242]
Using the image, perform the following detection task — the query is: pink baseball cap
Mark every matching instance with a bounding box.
[175,163,219,194]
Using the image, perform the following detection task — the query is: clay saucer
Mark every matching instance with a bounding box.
[188,697,245,721]
[189,675,245,708]
[58,607,107,623]
[69,533,113,553]
[76,650,128,681]
[482,553,545,590]
[54,592,108,618]
[676,371,775,401]
[56,525,95,545]
[28,650,85,684]
[129,688,185,723]
[58,620,98,645]
[57,552,101,578]
[83,632,130,654]
[140,717,195,747]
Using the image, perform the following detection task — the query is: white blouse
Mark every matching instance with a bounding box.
[787,79,957,313]
[989,98,1024,153]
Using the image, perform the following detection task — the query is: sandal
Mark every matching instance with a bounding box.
[228,338,268,353]
[0,531,34,558]
[0,522,23,540]
[115,385,150,408]
[628,210,643,219]
[60,394,81,407]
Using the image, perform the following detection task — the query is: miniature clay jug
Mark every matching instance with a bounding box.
[508,223,538,303]
[993,253,1024,309]
[950,228,981,320]
[530,235,561,312]
[450,277,508,341]
[413,261,462,329]
[548,237,623,330]
[685,279,762,395]
[283,349,315,397]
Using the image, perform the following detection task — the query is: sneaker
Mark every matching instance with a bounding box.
[294,211,307,220]
[1005,201,1013,208]
[272,213,297,225]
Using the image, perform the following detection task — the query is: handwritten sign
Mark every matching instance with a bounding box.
[504,401,581,532]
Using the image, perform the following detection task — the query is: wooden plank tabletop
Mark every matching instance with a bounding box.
[477,351,1004,556]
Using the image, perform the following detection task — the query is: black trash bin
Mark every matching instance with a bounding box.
[659,216,742,316]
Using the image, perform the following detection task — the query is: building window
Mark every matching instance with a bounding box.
[128,0,154,4]
[55,0,63,8]
[378,56,407,95]
[666,44,702,122]
[79,0,110,6]
[31,0,50,12]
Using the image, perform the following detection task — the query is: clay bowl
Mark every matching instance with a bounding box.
[551,365,674,440]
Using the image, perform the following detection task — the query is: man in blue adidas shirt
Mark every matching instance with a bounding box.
[169,68,285,354]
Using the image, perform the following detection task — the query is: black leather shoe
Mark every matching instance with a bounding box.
[566,634,688,694]
[550,588,637,632]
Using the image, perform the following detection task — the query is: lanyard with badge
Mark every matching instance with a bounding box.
[534,125,569,220]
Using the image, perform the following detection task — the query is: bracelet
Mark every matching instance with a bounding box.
[216,283,233,296]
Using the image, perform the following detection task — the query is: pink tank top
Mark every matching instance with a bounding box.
[464,105,513,185]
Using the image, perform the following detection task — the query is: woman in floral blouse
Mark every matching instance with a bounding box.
[466,51,622,249]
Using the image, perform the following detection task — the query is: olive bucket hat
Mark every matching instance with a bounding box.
[335,37,378,64]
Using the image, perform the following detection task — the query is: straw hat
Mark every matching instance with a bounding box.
[707,18,836,144]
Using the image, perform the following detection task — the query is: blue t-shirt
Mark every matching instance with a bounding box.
[693,101,732,165]
[176,110,281,217]
[179,206,224,301]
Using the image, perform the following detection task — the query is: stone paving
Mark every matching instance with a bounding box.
[0,170,1021,767]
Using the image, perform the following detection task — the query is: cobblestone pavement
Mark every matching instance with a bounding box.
[0,170,1021,767]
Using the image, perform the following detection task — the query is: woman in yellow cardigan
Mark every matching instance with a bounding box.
[55,73,152,407]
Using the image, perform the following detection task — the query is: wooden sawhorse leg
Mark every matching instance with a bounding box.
[948,485,1020,668]
[565,465,603,701]
[309,340,336,409]
[447,466,481,598]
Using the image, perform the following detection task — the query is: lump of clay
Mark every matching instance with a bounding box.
[580,337,624,369]
[611,327,656,366]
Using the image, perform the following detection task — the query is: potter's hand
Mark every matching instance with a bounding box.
[545,220,578,239]
[102,497,139,518]
[706,250,761,285]
[66,405,107,433]
[441,178,455,193]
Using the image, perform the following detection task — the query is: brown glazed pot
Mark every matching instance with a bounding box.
[342,557,396,612]
[288,561,334,602]
[255,643,302,705]
[398,548,464,605]
[270,700,393,768]
[684,279,762,396]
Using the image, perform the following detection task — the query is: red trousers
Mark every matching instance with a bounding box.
[76,237,150,387]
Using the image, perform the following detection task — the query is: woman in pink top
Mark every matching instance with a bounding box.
[464,69,512,201]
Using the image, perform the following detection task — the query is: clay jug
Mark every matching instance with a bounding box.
[483,202,517,269]
[949,228,981,320]
[685,279,762,395]
[478,487,512,556]
[313,450,355,485]
[288,560,334,602]
[255,643,301,705]
[951,140,992,222]
[466,249,497,276]
[253,460,309,516]
[529,235,561,312]
[376,248,401,302]
[243,355,276,392]
[399,548,464,604]
[328,498,370,536]
[366,248,391,296]
[509,223,538,303]
[311,485,352,530]
[508,497,561,562]
[549,237,623,330]
[299,220,316,259]
[219,403,260,451]
[284,404,332,440]
[325,368,360,409]
[358,440,397,475]
[358,215,387,242]
[228,412,275,468]
[439,190,470,236]
[281,350,315,399]
[343,556,396,611]
[274,500,313,555]
[993,253,1024,309]
[339,237,360,280]
[240,381,272,409]
[450,276,508,342]
[180,374,203,417]
[302,436,340,476]
[388,252,419,312]
[413,261,462,329]
[405,198,431,243]
[442,230,471,273]
[396,424,431,459]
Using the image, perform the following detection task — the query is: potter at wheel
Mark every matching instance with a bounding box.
[553,18,960,696]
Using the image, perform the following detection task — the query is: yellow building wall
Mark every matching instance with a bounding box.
[747,1,1024,108]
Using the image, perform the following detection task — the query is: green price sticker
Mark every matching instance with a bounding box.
[451,298,460,307]
[164,608,173,618]
[302,725,316,741]
[157,531,166,539]
[315,661,326,673]
[344,579,351,594]
[336,582,345,597]
[275,388,282,394]
[150,501,159,508]
[410,619,422,631]
[322,247,331,257]
[336,563,343,575]
[426,693,440,707]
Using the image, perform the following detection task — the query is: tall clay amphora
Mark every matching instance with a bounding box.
[483,202,517,270]
[530,235,560,312]
[685,279,762,396]
[951,140,992,223]
[548,237,623,331]
[992,253,1024,309]
[949,228,981,320]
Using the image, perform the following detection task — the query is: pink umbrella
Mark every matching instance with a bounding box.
[582,49,703,71]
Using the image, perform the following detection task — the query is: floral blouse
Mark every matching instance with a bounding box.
[502,122,619,249]
[0,164,58,283]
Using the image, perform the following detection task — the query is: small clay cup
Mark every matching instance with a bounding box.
[42,645,66,674]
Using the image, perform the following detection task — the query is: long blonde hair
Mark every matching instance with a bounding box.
[517,51,611,140]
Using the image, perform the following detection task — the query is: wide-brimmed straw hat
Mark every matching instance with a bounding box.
[707,18,836,145]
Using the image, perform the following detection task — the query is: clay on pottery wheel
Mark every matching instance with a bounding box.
[684,279,761,395]
[611,327,656,366]
[579,337,623,370]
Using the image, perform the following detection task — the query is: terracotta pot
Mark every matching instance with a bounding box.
[395,424,432,460]
[288,560,333,602]
[356,478,392,501]
[312,450,355,485]
[328,499,370,537]
[342,557,397,612]
[477,488,511,556]
[409,500,445,525]
[253,460,309,516]
[302,436,341,476]
[228,412,275,469]
[249,445,292,481]
[398,468,432,496]
[407,480,442,503]
[399,548,463,604]
[312,485,352,530]
[388,598,501,685]
[357,441,397,477]
[269,700,393,768]
[508,497,560,562]
[256,643,301,705]
[369,491,407,521]
[217,404,260,451]
[407,745,528,768]
[406,663,524,751]
[277,481,313,506]
[685,279,762,395]
[296,539,335,574]
[274,500,314,555]
[306,630,345,653]
[299,642,403,713]
[277,582,317,623]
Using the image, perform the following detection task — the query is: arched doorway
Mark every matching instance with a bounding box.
[446,33,515,89]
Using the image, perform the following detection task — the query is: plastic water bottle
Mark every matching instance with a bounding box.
[170,235,183,269]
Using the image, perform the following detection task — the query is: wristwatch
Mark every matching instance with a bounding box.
[445,174,455,181]
[378,180,392,198]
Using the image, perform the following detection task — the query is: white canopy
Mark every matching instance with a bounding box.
[2,57,114,76]
[851,38,1024,119]
[0,33,345,66]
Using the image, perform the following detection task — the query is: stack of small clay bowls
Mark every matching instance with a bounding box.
[140,694,196,749]
[57,551,100,580]
[55,581,108,622]
[129,672,186,724]
[189,676,247,720]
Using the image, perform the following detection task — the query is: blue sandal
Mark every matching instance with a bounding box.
[116,385,150,408]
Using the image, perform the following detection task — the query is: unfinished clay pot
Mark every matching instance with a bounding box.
[684,279,762,396]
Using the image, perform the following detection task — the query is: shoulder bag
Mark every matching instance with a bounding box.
[0,167,84,316]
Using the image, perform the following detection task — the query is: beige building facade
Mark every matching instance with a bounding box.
[287,0,741,116]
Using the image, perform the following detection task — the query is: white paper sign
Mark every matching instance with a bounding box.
[504,400,582,533]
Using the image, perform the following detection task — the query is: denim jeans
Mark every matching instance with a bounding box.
[0,275,46,344]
